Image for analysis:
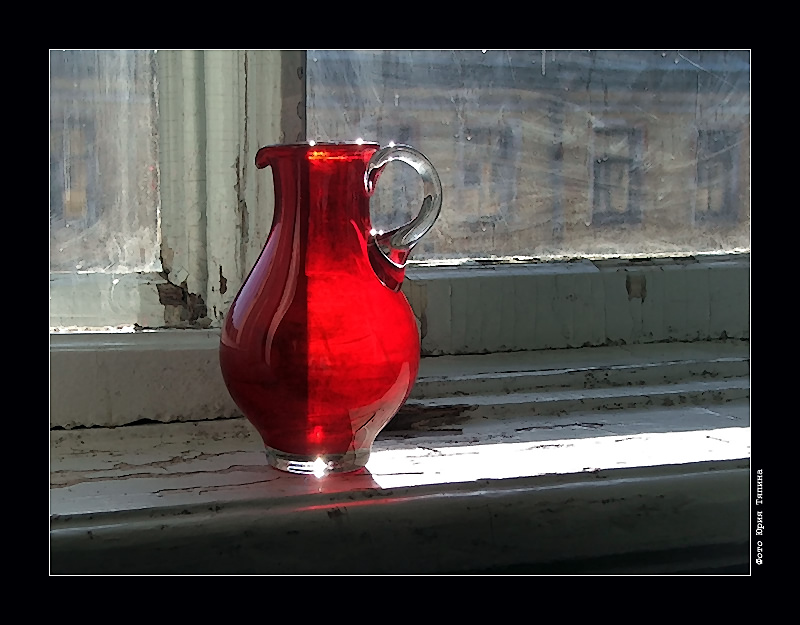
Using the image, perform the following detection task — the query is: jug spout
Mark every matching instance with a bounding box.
[254,145,274,169]
[255,143,309,169]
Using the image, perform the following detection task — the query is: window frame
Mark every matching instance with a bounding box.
[49,253,750,429]
[49,50,750,430]
[49,50,304,329]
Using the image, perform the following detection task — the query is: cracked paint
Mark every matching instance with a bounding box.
[156,280,210,327]
[219,266,228,295]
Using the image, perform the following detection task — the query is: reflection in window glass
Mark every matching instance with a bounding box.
[308,50,750,260]
[695,129,740,224]
[591,126,644,226]
[50,50,160,273]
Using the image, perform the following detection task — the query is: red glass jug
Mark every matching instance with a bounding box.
[219,142,442,475]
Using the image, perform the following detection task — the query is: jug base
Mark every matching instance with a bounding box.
[266,446,370,475]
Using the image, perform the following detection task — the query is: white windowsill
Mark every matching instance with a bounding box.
[50,340,751,574]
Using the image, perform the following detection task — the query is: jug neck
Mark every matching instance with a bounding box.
[257,141,398,282]
[255,141,381,170]
[256,142,380,228]
[256,142,380,227]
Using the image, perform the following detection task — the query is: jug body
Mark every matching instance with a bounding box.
[219,142,441,474]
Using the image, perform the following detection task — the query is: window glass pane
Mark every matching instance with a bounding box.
[50,50,160,273]
[307,50,750,260]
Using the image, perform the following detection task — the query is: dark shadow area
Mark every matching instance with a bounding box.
[445,542,750,575]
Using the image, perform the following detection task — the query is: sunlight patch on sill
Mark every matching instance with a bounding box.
[367,426,750,489]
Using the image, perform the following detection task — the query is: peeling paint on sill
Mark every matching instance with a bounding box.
[219,266,228,295]
[156,280,211,328]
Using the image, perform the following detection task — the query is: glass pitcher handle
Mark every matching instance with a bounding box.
[365,144,443,268]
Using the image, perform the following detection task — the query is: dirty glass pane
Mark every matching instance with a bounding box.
[50,50,160,273]
[307,50,750,260]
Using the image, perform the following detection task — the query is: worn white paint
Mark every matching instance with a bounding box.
[50,332,750,574]
[49,330,239,429]
[48,401,748,514]
[240,69,272,277]
[49,407,750,573]
[203,51,247,323]
[155,50,288,326]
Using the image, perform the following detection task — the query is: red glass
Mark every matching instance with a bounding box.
[219,142,442,474]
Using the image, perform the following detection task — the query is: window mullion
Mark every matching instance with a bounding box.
[203,50,247,323]
[240,50,306,276]
[158,50,305,326]
[158,50,209,300]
